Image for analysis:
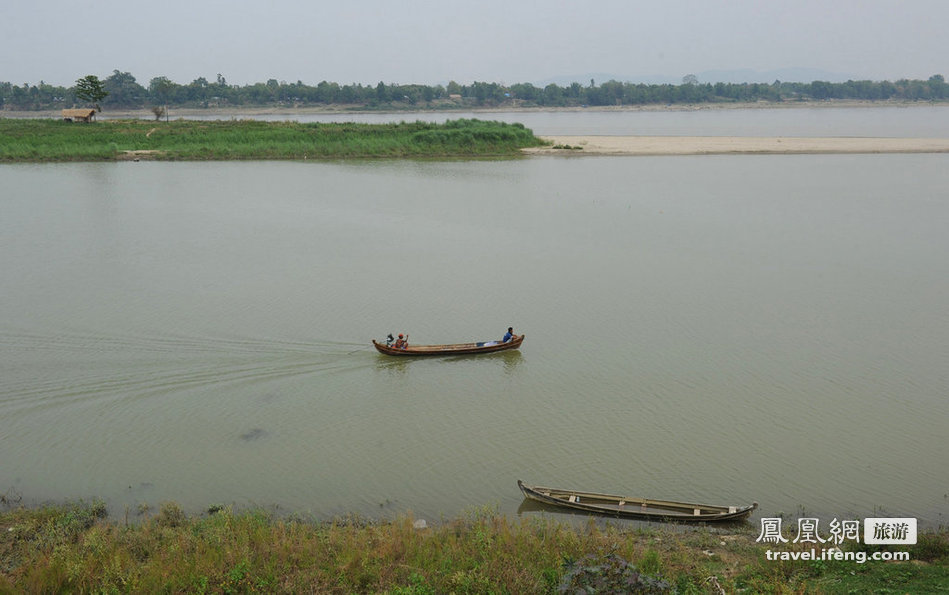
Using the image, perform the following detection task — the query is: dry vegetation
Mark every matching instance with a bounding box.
[1,500,946,593]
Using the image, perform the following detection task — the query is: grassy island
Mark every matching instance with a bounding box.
[1,501,946,593]
[0,118,546,162]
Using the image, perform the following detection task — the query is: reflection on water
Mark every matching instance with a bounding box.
[2,149,948,527]
[374,349,523,376]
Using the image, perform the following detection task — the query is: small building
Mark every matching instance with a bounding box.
[61,108,96,122]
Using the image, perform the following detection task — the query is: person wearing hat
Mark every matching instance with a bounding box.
[393,333,408,349]
[502,327,515,343]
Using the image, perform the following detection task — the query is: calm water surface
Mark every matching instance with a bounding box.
[2,114,948,527]
[166,104,949,137]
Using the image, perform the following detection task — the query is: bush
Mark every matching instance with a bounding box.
[913,531,949,562]
[558,553,671,594]
[156,502,185,528]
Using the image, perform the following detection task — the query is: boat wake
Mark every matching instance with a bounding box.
[0,328,371,415]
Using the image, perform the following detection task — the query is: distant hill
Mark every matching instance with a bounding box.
[691,68,854,84]
[535,68,854,87]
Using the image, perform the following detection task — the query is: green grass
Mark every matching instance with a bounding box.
[0,118,546,162]
[1,501,946,593]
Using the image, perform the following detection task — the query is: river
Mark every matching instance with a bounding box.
[1,107,947,527]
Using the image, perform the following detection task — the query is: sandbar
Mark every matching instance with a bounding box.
[525,136,949,156]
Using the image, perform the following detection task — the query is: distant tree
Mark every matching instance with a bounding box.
[75,75,108,112]
[102,70,146,107]
[6,71,948,112]
[543,83,564,106]
[149,76,175,120]
[600,80,625,105]
[928,74,946,99]
[315,80,339,103]
[510,82,539,103]
[338,84,357,103]
[809,80,834,100]
[185,77,211,105]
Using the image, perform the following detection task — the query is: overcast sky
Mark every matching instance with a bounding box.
[2,0,946,87]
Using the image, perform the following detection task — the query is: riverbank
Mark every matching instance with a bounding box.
[6,117,949,163]
[526,135,949,156]
[0,118,544,162]
[3,99,946,120]
[1,501,946,593]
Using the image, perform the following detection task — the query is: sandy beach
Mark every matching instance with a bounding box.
[524,135,949,156]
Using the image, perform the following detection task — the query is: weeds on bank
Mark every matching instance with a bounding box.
[0,118,545,162]
[1,501,946,593]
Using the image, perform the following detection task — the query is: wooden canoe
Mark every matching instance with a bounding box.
[517,480,757,523]
[372,334,524,356]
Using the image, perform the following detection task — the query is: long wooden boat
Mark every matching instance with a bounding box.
[517,480,757,523]
[372,334,524,356]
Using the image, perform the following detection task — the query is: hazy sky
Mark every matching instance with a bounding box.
[3,0,946,87]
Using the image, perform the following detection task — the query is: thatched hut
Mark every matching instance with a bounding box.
[61,108,96,122]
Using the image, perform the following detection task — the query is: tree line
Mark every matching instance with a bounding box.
[2,70,946,112]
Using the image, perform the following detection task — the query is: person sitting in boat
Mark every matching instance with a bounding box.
[393,333,408,349]
[502,327,515,343]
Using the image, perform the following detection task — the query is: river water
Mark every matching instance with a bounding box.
[171,104,949,137]
[2,108,948,527]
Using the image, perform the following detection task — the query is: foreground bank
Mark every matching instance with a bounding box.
[0,118,545,162]
[1,502,946,593]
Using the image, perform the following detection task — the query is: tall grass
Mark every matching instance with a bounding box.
[2,501,946,593]
[0,118,545,161]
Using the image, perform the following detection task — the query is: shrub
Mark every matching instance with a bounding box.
[156,502,185,528]
[558,553,671,594]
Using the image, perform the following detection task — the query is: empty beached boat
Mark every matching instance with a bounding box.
[517,480,757,523]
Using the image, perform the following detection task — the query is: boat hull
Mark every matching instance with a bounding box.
[517,480,757,523]
[372,335,524,356]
